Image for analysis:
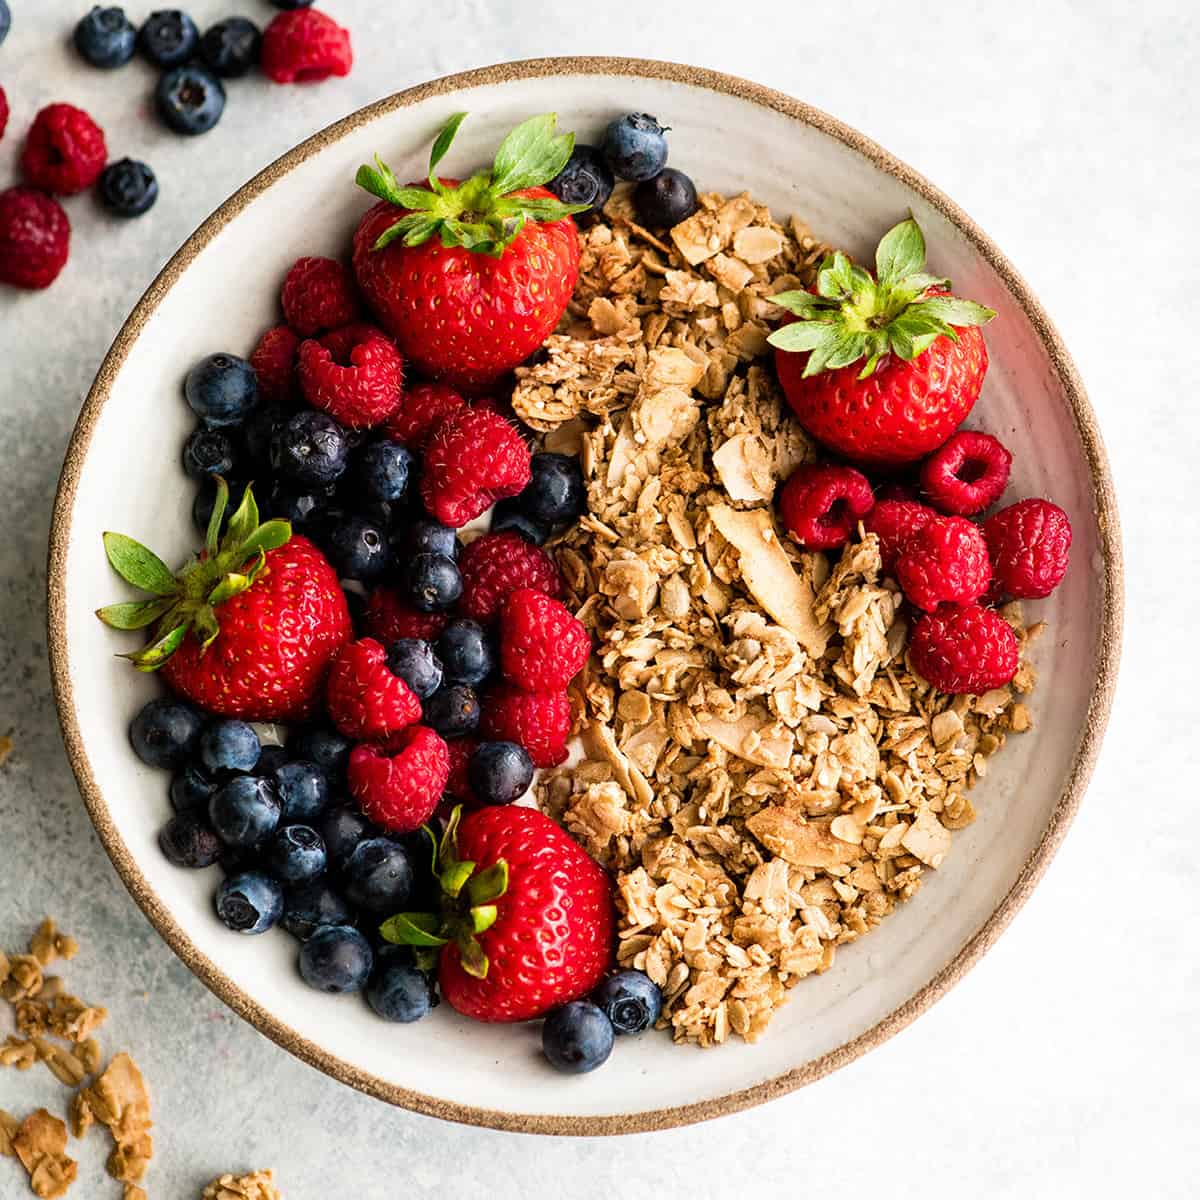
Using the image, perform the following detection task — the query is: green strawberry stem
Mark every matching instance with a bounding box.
[96,479,291,671]
[767,217,996,379]
[355,111,589,259]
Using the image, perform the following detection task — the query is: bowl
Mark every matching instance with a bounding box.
[48,57,1122,1134]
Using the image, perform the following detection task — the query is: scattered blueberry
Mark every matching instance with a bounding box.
[169,762,216,813]
[321,804,376,870]
[386,639,443,700]
[592,969,663,1034]
[402,552,462,612]
[542,1001,614,1073]
[281,879,356,941]
[208,775,281,848]
[290,725,352,775]
[324,516,390,584]
[0,1,9,47]
[271,0,314,7]
[156,63,226,136]
[422,683,480,739]
[159,811,223,868]
[436,619,493,686]
[262,824,326,885]
[98,158,159,218]
[634,167,698,229]
[138,9,199,67]
[129,697,203,769]
[298,925,372,993]
[366,959,437,1023]
[192,477,248,534]
[490,498,550,545]
[198,718,261,775]
[468,741,533,806]
[185,353,257,427]
[354,439,414,503]
[402,517,459,560]
[548,144,614,214]
[74,6,136,68]
[518,453,587,527]
[342,837,414,914]
[182,426,237,479]
[198,16,260,78]
[270,410,349,486]
[216,870,284,934]
[602,113,669,182]
[273,760,329,823]
[254,744,290,777]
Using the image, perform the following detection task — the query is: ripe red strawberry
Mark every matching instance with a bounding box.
[97,481,351,721]
[499,588,590,691]
[381,805,614,1023]
[770,219,994,466]
[457,531,563,623]
[325,637,422,741]
[348,725,450,834]
[420,408,531,527]
[351,112,585,390]
[383,381,466,449]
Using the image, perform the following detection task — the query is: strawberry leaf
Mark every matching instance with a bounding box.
[440,860,476,899]
[466,859,509,907]
[489,113,574,197]
[122,623,187,671]
[95,597,174,630]
[102,533,178,596]
[469,905,498,934]
[237,519,291,560]
[428,111,468,182]
[204,476,230,557]
[456,935,489,979]
[379,912,449,947]
[875,217,926,285]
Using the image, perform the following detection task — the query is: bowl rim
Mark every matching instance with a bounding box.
[46,55,1123,1136]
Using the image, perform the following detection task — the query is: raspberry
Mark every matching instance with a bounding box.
[280,256,358,336]
[20,103,107,195]
[500,588,590,692]
[909,603,1019,694]
[983,499,1072,600]
[0,187,70,290]
[457,531,563,623]
[298,325,403,430]
[421,409,532,527]
[348,725,450,834]
[261,9,352,84]
[864,498,937,573]
[325,638,421,741]
[384,381,466,449]
[896,516,991,611]
[778,464,874,551]
[364,587,448,643]
[443,735,479,805]
[0,86,8,143]
[920,430,1012,515]
[249,325,300,403]
[480,683,571,768]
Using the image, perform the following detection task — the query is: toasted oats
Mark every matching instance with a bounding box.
[74,1053,152,1185]
[9,1109,76,1198]
[202,1170,283,1200]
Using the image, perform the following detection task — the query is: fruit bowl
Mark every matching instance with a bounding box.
[48,58,1122,1133]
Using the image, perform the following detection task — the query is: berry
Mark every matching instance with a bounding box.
[262,824,326,885]
[182,427,236,479]
[170,763,216,813]
[198,719,261,775]
[354,439,413,503]
[366,959,436,1023]
[910,602,1020,694]
[436,619,493,686]
[383,382,465,449]
[423,684,480,739]
[364,587,448,644]
[634,167,698,228]
[602,113,669,182]
[129,697,203,768]
[457,531,563,623]
[271,0,314,6]
[261,8,352,84]
[400,517,459,562]
[592,970,662,1034]
[542,1001,614,1073]
[208,775,281,848]
[0,188,70,290]
[270,410,349,485]
[920,430,1012,516]
[386,639,443,700]
[863,498,938,573]
[281,257,359,336]
[343,837,414,913]
[348,725,450,833]
[896,516,992,611]
[514,453,586,528]
[273,760,329,823]
[158,811,223,868]
[249,326,300,404]
[289,725,352,775]
[320,803,375,869]
[199,17,261,78]
[468,741,533,807]
[547,144,614,214]
[299,926,372,993]
[984,498,1072,600]
[254,744,290,776]
[402,552,462,612]
[777,464,874,552]
[0,1,6,45]
[281,879,355,941]
[98,158,158,218]
[74,7,137,68]
[216,871,285,934]
[298,328,403,430]
[499,588,590,692]
[138,9,198,67]
[324,515,391,584]
[156,64,226,136]
[20,104,107,196]
[480,683,571,768]
[326,638,421,741]
[192,477,248,533]
[0,86,7,142]
[489,499,550,545]
[442,735,478,805]
[184,353,258,427]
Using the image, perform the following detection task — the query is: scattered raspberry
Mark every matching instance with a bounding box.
[0,187,71,290]
[480,683,571,768]
[384,381,466,449]
[896,516,991,611]
[20,103,107,195]
[875,482,919,503]
[777,463,874,551]
[261,9,352,85]
[348,725,450,834]
[983,498,1072,600]
[298,325,403,429]
[280,256,358,336]
[920,430,1012,515]
[249,324,300,403]
[443,735,479,805]
[364,587,448,643]
[500,588,590,692]
[864,498,937,572]
[325,638,421,741]
[909,603,1019,694]
[457,531,563,623]
[421,409,532,527]
[0,86,8,143]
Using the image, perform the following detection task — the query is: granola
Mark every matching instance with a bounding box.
[202,1169,283,1200]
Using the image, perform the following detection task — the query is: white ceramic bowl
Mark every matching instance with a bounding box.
[48,58,1122,1134]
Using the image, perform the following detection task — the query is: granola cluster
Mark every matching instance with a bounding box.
[526,190,1041,1046]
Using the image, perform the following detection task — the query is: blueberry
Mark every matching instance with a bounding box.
[298,925,372,993]
[343,838,414,914]
[198,16,260,78]
[542,1001,614,1073]
[490,498,550,545]
[264,480,332,529]
[74,7,136,68]
[422,684,480,739]
[436,619,493,686]
[548,145,614,214]
[262,825,326,885]
[198,719,261,775]
[271,410,349,486]
[325,516,390,584]
[366,960,437,1023]
[342,584,368,629]
[602,113,669,182]
[254,744,290,777]
[354,439,414,503]
[402,552,461,612]
[289,725,352,775]
[386,639,443,700]
[156,63,226,136]
[321,804,376,870]
[218,846,258,877]
[522,453,586,527]
[271,0,314,7]
[401,517,459,560]
[468,741,533,807]
[158,811,223,868]
[192,477,248,534]
[592,969,663,1034]
[169,762,216,813]
[209,776,281,848]
[98,158,158,218]
[241,402,287,472]
[129,697,203,769]
[0,1,9,47]
[182,426,236,479]
[216,870,284,934]
[138,10,199,67]
[273,760,329,823]
[634,168,699,229]
[281,879,356,941]
[185,353,257,427]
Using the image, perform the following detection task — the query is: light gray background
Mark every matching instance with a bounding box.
[1,1,1197,1196]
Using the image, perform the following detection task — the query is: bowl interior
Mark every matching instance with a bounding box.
[52,63,1117,1131]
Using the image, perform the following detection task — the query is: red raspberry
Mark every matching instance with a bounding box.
[0,87,9,143]
[480,683,571,768]
[421,409,532,527]
[0,187,71,290]
[920,430,1012,515]
[364,587,448,643]
[20,104,107,196]
[443,735,479,805]
[249,325,300,404]
[325,638,421,741]
[778,463,874,551]
[500,588,590,692]
[348,725,450,834]
[983,499,1072,600]
[261,9,353,84]
[298,326,403,430]
[864,498,937,573]
[896,516,991,611]
[384,382,466,449]
[909,603,1019,694]
[280,256,358,336]
[457,531,563,623]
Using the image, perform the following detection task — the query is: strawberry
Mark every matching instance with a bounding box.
[97,480,351,721]
[769,218,995,466]
[381,805,614,1023]
[351,112,585,390]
